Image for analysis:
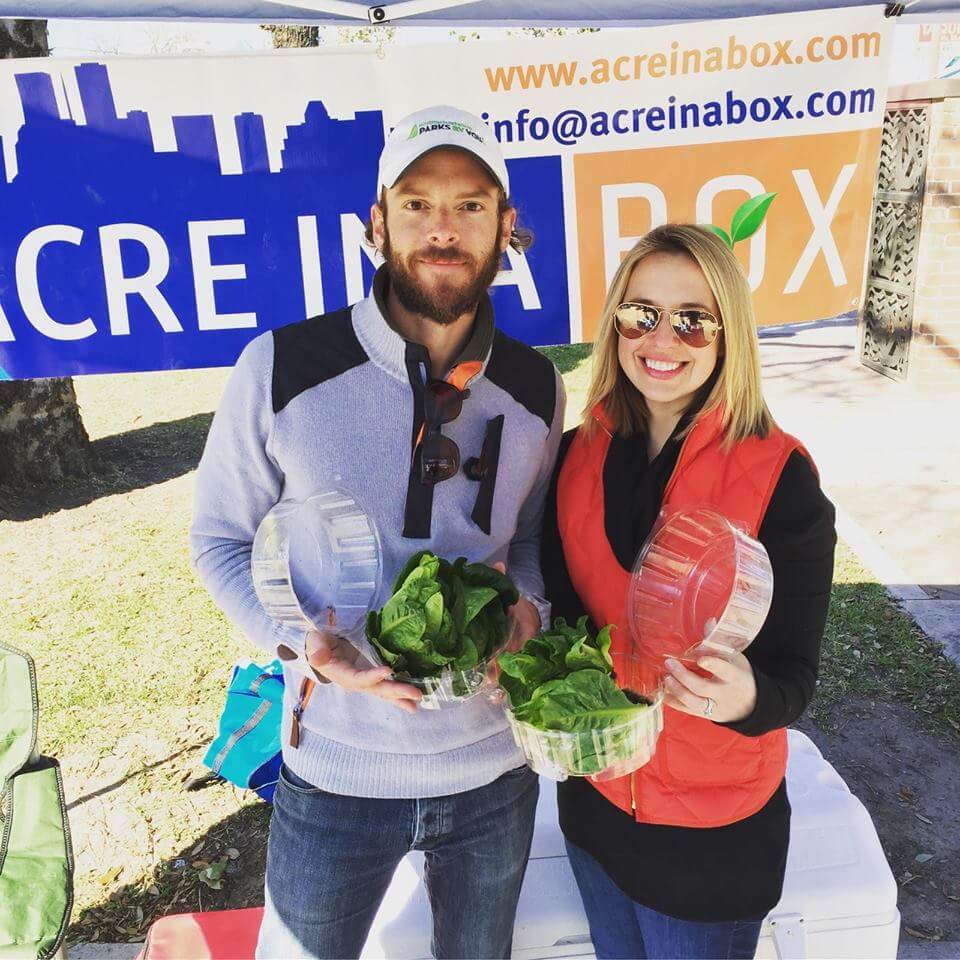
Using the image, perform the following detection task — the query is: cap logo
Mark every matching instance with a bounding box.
[406,120,484,144]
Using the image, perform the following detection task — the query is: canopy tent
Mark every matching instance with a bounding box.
[0,0,956,25]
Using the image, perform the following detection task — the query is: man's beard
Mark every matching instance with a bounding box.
[382,225,504,326]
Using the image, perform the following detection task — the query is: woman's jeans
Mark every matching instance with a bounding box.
[565,839,763,960]
[255,763,538,960]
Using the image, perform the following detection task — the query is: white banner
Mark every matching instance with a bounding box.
[0,5,891,378]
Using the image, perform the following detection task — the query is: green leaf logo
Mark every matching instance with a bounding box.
[407,123,420,140]
[704,224,732,248]
[709,192,776,249]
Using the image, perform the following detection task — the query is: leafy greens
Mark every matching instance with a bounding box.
[365,551,518,681]
[498,617,652,774]
[512,670,641,731]
[497,617,648,733]
[497,615,614,710]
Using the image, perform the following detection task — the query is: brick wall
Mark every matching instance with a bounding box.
[911,96,960,389]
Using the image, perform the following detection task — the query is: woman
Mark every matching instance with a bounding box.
[541,224,836,960]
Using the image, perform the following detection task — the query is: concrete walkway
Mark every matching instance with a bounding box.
[759,318,960,664]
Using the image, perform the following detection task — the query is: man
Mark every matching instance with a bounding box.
[190,105,565,959]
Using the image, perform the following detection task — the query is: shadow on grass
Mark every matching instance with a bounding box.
[67,801,272,947]
[67,746,206,812]
[0,413,213,522]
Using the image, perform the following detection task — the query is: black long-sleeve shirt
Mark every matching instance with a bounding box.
[541,422,837,922]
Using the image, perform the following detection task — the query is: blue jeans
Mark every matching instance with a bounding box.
[256,763,538,960]
[565,840,763,960]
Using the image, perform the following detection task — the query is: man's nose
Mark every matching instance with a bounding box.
[427,210,458,246]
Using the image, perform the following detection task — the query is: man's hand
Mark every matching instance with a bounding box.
[306,630,423,714]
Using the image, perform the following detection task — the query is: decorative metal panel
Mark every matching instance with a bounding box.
[859,105,929,381]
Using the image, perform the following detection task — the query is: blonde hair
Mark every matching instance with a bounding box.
[583,223,773,447]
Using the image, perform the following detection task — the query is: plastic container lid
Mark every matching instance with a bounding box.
[626,507,774,672]
[251,486,383,664]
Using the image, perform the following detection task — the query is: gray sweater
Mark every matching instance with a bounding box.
[190,273,565,798]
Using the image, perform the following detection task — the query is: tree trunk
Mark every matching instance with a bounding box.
[0,17,47,57]
[0,19,90,487]
[0,379,90,484]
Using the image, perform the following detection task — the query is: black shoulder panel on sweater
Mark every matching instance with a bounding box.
[271,308,369,414]
[484,329,557,430]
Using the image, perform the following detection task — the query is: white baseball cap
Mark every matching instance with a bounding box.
[377,105,510,197]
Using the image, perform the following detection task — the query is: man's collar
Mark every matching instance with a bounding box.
[371,265,495,371]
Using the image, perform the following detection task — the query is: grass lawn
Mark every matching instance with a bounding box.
[2,347,959,944]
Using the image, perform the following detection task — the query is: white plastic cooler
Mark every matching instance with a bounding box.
[359,730,899,960]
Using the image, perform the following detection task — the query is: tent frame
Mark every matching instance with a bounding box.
[358,0,918,24]
[268,0,477,24]
[0,0,937,25]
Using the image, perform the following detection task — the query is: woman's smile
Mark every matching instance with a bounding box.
[635,354,690,380]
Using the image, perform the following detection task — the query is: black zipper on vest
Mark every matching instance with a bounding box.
[402,341,434,539]
[468,414,504,535]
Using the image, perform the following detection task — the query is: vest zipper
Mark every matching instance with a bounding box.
[633,423,695,820]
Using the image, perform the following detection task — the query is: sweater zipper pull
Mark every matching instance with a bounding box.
[290,706,302,749]
[289,677,313,749]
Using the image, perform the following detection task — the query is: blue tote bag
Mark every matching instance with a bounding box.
[204,660,285,803]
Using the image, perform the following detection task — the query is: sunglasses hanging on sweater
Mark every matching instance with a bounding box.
[412,360,482,486]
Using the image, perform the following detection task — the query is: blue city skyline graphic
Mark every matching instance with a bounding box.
[0,63,568,379]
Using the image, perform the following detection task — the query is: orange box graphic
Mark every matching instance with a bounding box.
[573,128,882,340]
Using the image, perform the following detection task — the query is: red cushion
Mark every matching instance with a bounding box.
[137,907,264,960]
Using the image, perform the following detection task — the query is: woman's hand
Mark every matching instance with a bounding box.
[662,646,757,724]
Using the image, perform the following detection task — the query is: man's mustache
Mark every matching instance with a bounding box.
[413,247,475,266]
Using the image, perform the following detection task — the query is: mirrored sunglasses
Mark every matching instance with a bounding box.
[614,302,722,348]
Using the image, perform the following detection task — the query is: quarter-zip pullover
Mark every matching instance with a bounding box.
[190,269,565,798]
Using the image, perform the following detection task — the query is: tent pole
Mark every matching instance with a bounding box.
[366,0,477,23]
[264,0,371,20]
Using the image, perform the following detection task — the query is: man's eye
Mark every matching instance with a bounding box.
[405,200,426,211]
[462,202,484,212]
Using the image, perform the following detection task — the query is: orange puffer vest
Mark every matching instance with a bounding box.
[557,403,813,828]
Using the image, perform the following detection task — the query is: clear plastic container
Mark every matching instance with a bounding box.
[626,507,773,670]
[251,487,383,666]
[411,616,520,710]
[505,651,664,782]
[253,491,513,707]
[409,663,495,710]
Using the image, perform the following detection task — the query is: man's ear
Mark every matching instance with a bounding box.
[371,202,386,252]
[499,206,517,254]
